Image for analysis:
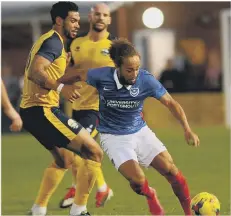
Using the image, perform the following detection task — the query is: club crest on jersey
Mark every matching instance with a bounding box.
[75,46,80,51]
[67,119,79,129]
[130,87,139,97]
[101,49,109,56]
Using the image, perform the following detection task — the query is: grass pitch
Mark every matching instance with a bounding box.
[2,126,230,215]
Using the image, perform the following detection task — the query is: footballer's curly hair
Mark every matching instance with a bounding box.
[109,38,140,67]
[50,1,79,25]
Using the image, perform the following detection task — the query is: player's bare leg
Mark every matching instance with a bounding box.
[118,159,164,215]
[150,150,192,215]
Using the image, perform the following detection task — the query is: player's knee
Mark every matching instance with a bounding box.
[51,154,73,169]
[53,159,68,169]
[82,143,103,163]
[91,146,103,162]
[62,151,76,169]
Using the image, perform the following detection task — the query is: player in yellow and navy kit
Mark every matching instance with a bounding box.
[19,2,103,216]
[59,3,115,211]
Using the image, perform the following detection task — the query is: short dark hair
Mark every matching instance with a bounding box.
[109,38,140,67]
[50,1,79,24]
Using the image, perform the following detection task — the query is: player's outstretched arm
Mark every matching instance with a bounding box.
[58,57,95,84]
[58,65,86,84]
[159,92,200,147]
[59,56,94,84]
[1,79,23,132]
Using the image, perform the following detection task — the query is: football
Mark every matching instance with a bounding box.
[191,192,220,215]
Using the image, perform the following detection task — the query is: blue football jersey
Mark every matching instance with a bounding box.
[87,67,167,135]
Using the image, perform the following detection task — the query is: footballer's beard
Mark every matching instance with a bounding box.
[92,22,107,33]
[63,29,73,39]
[63,26,73,39]
[117,71,133,86]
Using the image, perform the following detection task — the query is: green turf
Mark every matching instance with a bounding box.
[2,126,230,215]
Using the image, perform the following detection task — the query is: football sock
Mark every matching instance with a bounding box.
[141,179,163,212]
[71,155,83,187]
[31,204,47,215]
[97,182,107,192]
[166,171,191,215]
[71,183,76,189]
[130,179,153,198]
[130,179,163,214]
[35,162,66,207]
[96,168,107,192]
[140,179,154,198]
[74,159,101,205]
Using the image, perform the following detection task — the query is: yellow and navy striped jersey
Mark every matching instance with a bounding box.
[20,30,67,108]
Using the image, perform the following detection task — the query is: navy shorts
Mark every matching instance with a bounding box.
[72,109,99,139]
[20,106,83,150]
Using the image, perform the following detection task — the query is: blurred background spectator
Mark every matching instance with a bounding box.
[204,48,222,91]
[159,59,182,93]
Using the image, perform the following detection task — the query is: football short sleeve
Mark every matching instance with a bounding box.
[87,69,99,88]
[147,74,167,99]
[36,33,63,62]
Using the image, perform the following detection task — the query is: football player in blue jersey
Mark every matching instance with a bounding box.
[59,38,200,215]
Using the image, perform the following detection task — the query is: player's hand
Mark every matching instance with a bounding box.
[10,116,23,132]
[4,107,23,132]
[61,84,81,103]
[184,129,200,147]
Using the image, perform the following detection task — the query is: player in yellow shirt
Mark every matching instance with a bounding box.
[27,3,114,215]
[59,3,115,211]
[19,2,103,216]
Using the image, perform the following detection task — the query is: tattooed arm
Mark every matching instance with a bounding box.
[28,55,60,90]
[27,34,63,90]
